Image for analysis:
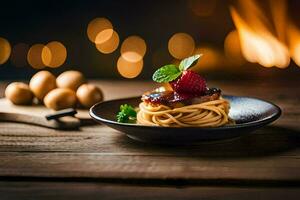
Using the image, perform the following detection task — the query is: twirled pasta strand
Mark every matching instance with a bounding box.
[137,98,232,127]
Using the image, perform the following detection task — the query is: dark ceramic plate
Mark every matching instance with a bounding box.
[90,95,281,144]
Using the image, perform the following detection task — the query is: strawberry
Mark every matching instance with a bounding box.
[170,70,207,96]
[152,54,206,95]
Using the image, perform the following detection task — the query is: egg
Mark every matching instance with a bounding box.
[5,82,33,105]
[56,70,86,91]
[76,84,103,108]
[44,88,77,111]
[29,71,56,100]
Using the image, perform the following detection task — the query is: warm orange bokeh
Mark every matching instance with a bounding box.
[42,41,67,68]
[27,44,45,69]
[0,37,11,65]
[117,56,143,78]
[87,17,113,43]
[121,36,146,62]
[168,33,195,60]
[95,29,119,54]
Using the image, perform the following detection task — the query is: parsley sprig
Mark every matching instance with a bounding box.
[116,104,137,123]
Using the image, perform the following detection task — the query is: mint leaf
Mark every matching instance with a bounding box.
[152,64,182,83]
[117,104,137,123]
[179,54,202,71]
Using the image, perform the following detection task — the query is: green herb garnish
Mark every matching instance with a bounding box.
[152,64,181,83]
[117,104,137,123]
[152,54,202,83]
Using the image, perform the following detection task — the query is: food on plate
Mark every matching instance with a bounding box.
[76,83,103,108]
[5,82,33,105]
[117,54,233,127]
[44,88,77,110]
[138,54,232,127]
[29,70,56,100]
[56,70,86,91]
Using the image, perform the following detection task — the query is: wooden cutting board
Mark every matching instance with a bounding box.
[0,98,93,130]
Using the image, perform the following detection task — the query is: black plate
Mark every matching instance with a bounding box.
[90,95,281,144]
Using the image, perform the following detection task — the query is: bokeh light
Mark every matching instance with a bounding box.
[192,47,222,71]
[168,33,195,60]
[95,29,119,54]
[27,44,45,69]
[117,56,143,78]
[42,41,67,68]
[121,35,147,62]
[188,0,217,17]
[224,30,245,65]
[10,43,29,67]
[95,28,114,44]
[0,37,11,65]
[87,17,113,43]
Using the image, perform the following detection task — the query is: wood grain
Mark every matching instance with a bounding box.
[0,98,90,119]
[0,80,299,185]
[1,181,300,200]
[0,182,300,200]
[0,98,91,129]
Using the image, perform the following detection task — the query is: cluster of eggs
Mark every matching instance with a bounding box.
[5,70,103,110]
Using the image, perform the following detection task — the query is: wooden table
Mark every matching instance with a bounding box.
[0,80,300,200]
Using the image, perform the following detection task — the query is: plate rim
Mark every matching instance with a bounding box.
[90,95,281,130]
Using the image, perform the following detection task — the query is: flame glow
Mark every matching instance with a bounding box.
[230,6,290,68]
[288,23,300,67]
[224,30,245,65]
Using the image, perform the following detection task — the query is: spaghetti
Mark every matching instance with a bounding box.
[137,98,231,127]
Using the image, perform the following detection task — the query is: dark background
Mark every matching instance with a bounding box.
[0,0,300,80]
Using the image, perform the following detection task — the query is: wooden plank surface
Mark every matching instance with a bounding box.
[0,80,299,185]
[1,181,300,200]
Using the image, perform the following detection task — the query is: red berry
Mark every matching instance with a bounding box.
[170,70,207,96]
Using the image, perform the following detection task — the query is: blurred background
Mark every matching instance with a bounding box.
[0,0,300,80]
